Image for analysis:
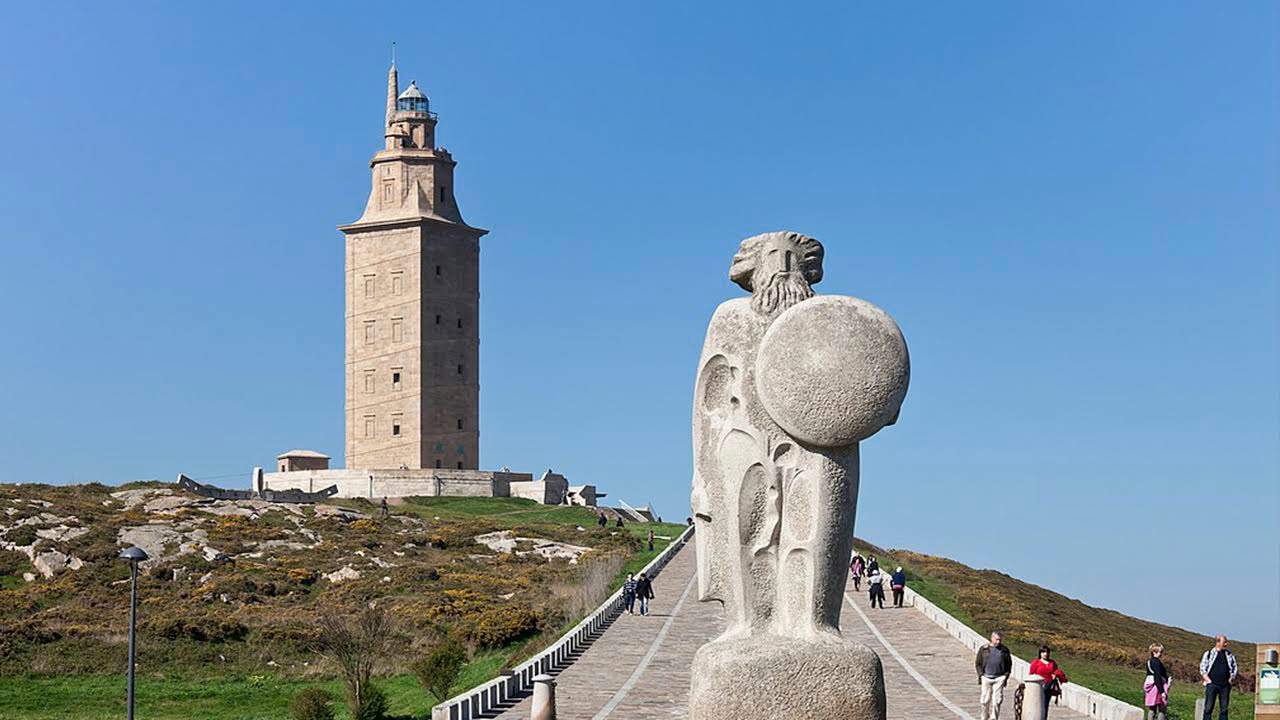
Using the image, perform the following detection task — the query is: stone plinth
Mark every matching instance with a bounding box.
[689,634,886,720]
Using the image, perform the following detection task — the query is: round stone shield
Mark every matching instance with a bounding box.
[755,295,909,447]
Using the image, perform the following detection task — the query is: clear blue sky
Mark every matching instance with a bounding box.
[1,3,1275,641]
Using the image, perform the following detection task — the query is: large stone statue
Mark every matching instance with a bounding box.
[689,231,909,720]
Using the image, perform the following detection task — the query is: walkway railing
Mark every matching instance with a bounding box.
[431,525,695,720]
[901,585,1144,720]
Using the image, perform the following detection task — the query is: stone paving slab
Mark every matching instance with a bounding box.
[491,544,1092,719]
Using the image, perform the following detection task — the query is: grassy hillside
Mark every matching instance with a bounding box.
[854,540,1258,720]
[0,482,683,719]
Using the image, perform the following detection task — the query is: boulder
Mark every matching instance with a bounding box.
[118,524,184,564]
[143,495,205,514]
[474,531,591,563]
[474,530,518,554]
[35,525,89,543]
[314,505,368,522]
[324,565,361,584]
[201,503,258,518]
[111,488,171,509]
[33,550,76,578]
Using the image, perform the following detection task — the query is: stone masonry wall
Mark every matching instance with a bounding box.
[261,468,532,500]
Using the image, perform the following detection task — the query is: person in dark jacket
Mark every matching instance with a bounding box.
[598,512,608,528]
[890,566,907,607]
[868,556,880,574]
[850,553,865,591]
[975,632,1013,720]
[1145,643,1171,720]
[1199,635,1237,720]
[622,573,638,614]
[647,529,655,552]
[635,572,656,615]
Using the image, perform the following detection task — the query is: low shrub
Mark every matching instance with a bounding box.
[3,525,39,547]
[150,616,249,642]
[0,551,31,577]
[256,623,319,646]
[412,638,467,702]
[468,605,540,648]
[287,567,318,585]
[290,687,335,720]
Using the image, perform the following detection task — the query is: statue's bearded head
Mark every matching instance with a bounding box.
[729,231,824,316]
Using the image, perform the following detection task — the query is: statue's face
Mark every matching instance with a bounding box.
[749,234,819,316]
[758,233,805,280]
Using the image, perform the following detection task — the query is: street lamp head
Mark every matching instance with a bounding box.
[118,546,149,563]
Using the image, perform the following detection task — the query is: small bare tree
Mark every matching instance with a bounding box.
[314,605,398,718]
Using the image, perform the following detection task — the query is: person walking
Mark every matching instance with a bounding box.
[868,556,880,575]
[1029,645,1068,718]
[1144,643,1171,720]
[867,568,886,609]
[598,512,608,528]
[646,529,655,552]
[1199,635,1237,720]
[891,566,907,607]
[850,553,865,591]
[975,631,1013,720]
[615,516,625,528]
[622,573,638,614]
[380,496,389,518]
[635,572,655,616]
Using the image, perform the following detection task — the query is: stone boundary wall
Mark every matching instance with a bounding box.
[430,526,696,720]
[260,469,533,500]
[177,474,338,504]
[901,585,1144,720]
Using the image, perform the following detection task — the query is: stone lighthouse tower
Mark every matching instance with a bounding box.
[339,61,486,470]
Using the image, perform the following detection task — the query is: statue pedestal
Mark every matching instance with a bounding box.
[689,634,886,720]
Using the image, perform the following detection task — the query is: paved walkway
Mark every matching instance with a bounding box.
[492,543,1089,719]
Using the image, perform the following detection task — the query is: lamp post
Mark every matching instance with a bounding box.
[119,546,149,720]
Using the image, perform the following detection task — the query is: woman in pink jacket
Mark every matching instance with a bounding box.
[1143,644,1171,720]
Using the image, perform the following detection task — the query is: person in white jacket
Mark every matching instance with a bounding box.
[867,568,886,609]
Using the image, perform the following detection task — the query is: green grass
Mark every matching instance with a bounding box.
[0,643,522,720]
[0,673,425,720]
[392,496,601,525]
[612,522,687,590]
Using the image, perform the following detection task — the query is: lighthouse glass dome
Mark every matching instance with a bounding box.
[397,82,430,114]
